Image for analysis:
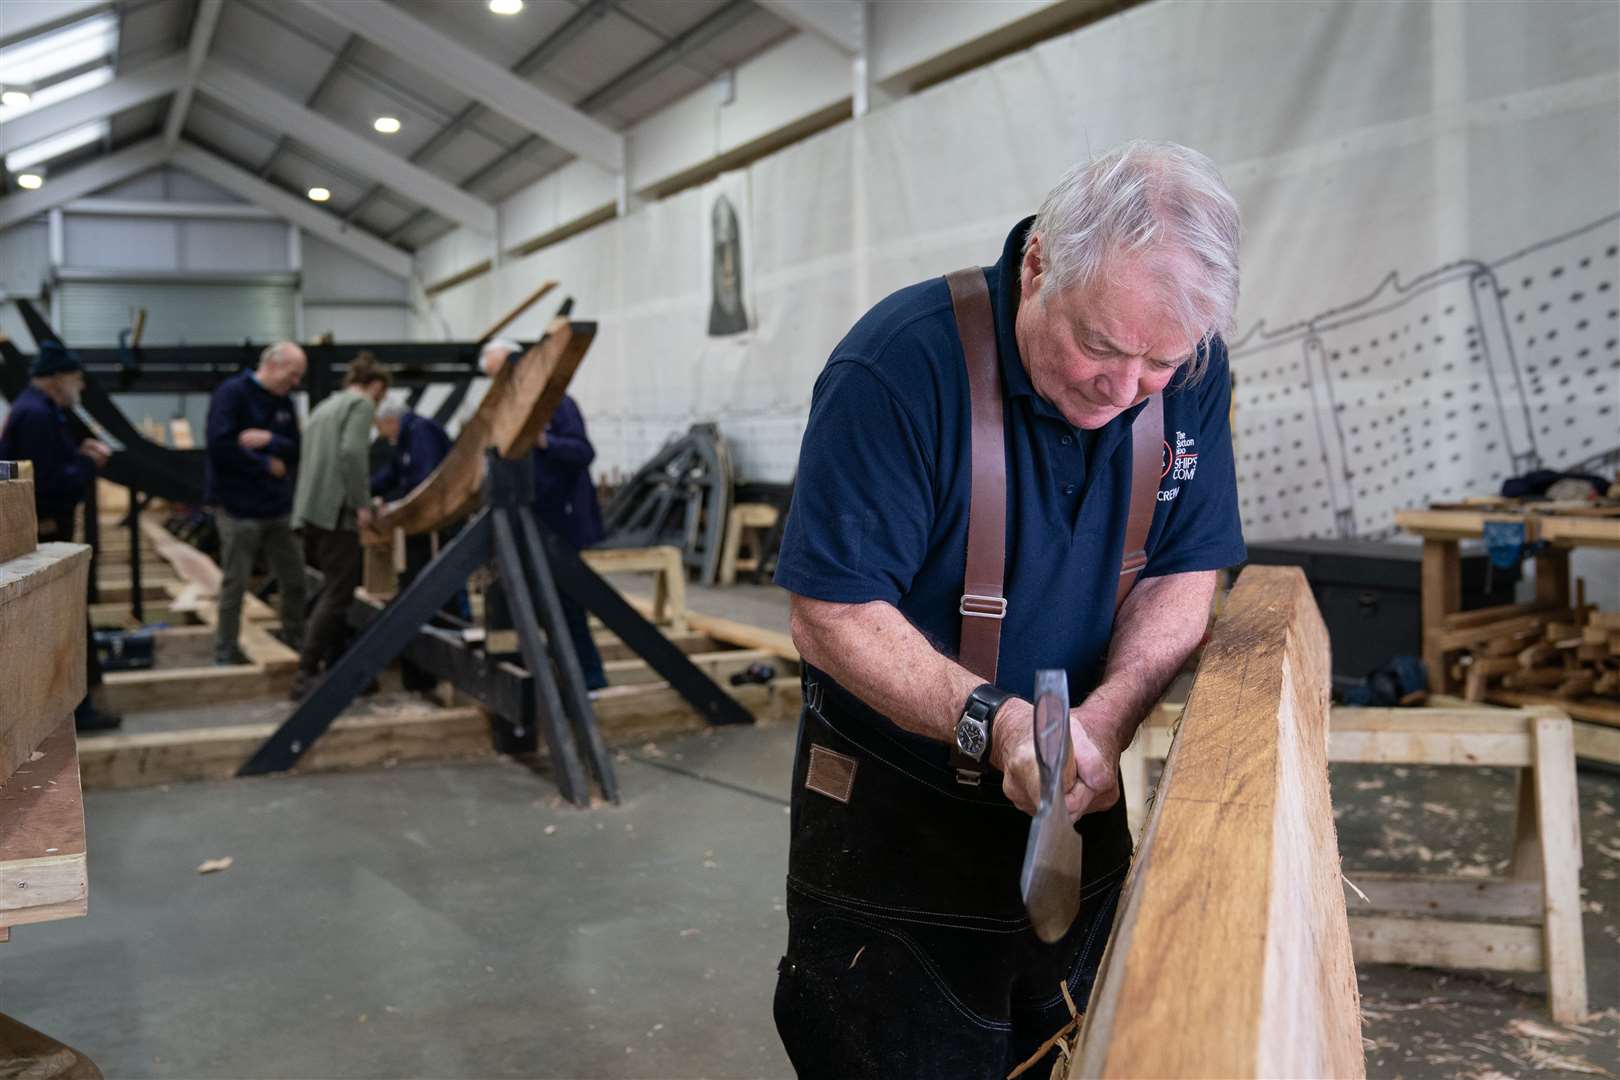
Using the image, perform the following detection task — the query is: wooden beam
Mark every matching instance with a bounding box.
[1349,916,1543,972]
[0,715,88,930]
[365,305,588,541]
[1342,872,1541,921]
[1,544,90,782]
[1075,565,1363,1078]
[98,659,292,715]
[619,593,798,661]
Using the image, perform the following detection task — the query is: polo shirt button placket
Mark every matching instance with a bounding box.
[1060,434,1073,446]
[1062,482,1077,496]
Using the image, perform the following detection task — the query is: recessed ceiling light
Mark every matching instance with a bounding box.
[0,90,29,108]
[373,116,401,134]
[488,0,523,14]
[307,187,331,202]
[16,173,43,190]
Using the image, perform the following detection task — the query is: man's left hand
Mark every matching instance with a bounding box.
[1062,702,1123,822]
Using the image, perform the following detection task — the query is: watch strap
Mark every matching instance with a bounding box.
[951,683,1012,785]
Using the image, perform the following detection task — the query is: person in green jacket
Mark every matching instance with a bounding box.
[290,353,391,700]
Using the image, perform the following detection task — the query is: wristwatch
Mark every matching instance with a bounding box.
[951,683,1012,786]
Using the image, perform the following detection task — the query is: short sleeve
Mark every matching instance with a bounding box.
[1143,340,1247,578]
[775,360,935,605]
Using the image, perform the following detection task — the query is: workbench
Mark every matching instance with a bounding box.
[1395,503,1620,704]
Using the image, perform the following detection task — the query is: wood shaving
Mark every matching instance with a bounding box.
[1508,1017,1585,1043]
[196,856,233,874]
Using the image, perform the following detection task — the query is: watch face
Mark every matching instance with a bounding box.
[956,717,987,758]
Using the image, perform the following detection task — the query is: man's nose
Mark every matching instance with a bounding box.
[1097,365,1141,408]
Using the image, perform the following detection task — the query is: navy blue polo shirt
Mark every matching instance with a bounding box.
[776,217,1245,733]
[0,385,95,522]
[532,395,605,550]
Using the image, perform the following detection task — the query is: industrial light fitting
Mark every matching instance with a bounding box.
[488,0,523,14]
[16,173,43,190]
[373,116,401,134]
[307,186,331,202]
[0,89,30,108]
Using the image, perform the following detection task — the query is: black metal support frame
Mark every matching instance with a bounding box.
[237,450,752,804]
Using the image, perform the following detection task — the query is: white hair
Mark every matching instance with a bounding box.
[1029,140,1240,381]
[478,339,521,375]
[258,340,302,368]
[376,400,409,422]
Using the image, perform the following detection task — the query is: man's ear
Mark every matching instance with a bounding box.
[1021,232,1044,295]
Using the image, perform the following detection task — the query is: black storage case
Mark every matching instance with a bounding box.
[1241,539,1517,680]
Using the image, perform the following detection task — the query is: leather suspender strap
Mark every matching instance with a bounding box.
[1115,392,1164,615]
[945,267,1166,680]
[946,267,1006,685]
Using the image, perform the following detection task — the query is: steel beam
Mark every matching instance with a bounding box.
[294,0,624,173]
[196,61,497,234]
[754,0,861,54]
[161,0,223,150]
[0,58,185,157]
[170,143,413,277]
[0,138,166,229]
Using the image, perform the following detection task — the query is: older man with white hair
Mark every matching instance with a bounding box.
[771,142,1246,1076]
[204,340,309,666]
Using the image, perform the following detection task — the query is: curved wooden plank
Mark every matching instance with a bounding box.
[365,314,596,540]
[1075,565,1364,1079]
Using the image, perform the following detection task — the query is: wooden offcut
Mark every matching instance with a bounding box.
[0,543,90,782]
[0,476,37,565]
[1075,566,1363,1078]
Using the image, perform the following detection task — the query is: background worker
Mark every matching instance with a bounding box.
[479,340,608,691]
[204,342,308,666]
[371,399,461,690]
[0,341,119,731]
[290,353,391,700]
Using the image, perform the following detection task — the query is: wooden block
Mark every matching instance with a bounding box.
[0,544,90,783]
[1349,916,1543,972]
[168,418,194,449]
[1531,716,1589,1022]
[78,708,495,789]
[98,661,292,715]
[1436,612,1567,652]
[1442,601,1550,630]
[1574,644,1608,662]
[1517,642,1559,668]
[0,715,88,930]
[1343,873,1541,921]
[1574,719,1620,765]
[1590,611,1620,630]
[1488,690,1620,727]
[1076,566,1363,1078]
[0,478,37,565]
[1501,668,1567,689]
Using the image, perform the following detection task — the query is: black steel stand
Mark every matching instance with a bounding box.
[238,451,608,804]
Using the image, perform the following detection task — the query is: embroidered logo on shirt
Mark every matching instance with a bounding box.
[1158,430,1198,503]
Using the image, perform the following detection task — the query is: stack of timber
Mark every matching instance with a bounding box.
[0,469,93,938]
[1446,592,1620,730]
[1075,565,1364,1078]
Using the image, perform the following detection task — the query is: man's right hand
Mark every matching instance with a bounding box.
[239,428,272,450]
[79,438,111,467]
[265,456,287,478]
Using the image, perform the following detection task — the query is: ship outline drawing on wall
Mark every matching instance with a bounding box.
[1228,211,1620,541]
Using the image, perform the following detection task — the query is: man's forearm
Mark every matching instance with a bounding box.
[1081,570,1216,755]
[789,596,983,744]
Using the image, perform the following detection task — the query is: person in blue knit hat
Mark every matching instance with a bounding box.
[0,340,120,731]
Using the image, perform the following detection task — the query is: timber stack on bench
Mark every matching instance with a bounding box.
[1075,565,1364,1078]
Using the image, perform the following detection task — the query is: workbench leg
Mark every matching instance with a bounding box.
[1534,547,1571,609]
[657,545,688,634]
[1531,715,1587,1023]
[1421,539,1461,693]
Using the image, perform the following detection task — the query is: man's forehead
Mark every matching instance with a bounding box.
[1070,295,1195,362]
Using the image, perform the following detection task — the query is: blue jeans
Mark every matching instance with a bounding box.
[774,668,1131,1079]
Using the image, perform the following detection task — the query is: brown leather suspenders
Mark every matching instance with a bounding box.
[945,267,1164,686]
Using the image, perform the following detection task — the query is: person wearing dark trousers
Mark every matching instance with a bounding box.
[205,342,308,666]
[480,341,607,691]
[289,354,391,701]
[0,341,119,731]
[371,400,460,691]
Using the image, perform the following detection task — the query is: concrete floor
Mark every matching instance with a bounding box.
[5,577,1617,1076]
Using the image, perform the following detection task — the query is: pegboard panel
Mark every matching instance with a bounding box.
[1314,271,1519,538]
[1230,341,1343,540]
[1492,218,1620,472]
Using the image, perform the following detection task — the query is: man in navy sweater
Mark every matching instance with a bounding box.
[0,341,119,731]
[481,341,607,691]
[204,342,308,666]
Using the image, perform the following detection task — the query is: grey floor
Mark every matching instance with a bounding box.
[4,572,1618,1076]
